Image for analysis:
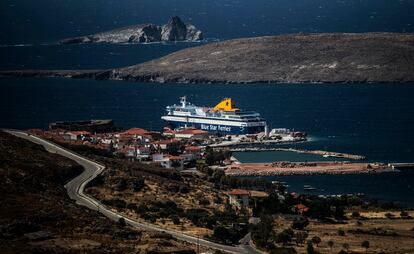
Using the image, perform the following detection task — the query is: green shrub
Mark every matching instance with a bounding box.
[338,229,345,236]
[292,216,309,230]
[400,210,409,217]
[118,217,126,227]
[170,215,180,225]
[351,211,360,218]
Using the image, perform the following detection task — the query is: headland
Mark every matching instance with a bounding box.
[2,32,414,84]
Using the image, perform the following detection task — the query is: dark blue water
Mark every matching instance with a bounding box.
[241,169,414,206]
[0,43,201,70]
[1,77,414,163]
[1,0,414,44]
[234,151,350,163]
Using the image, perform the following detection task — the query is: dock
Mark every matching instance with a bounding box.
[389,163,414,169]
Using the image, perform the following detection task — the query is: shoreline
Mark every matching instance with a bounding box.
[1,70,414,85]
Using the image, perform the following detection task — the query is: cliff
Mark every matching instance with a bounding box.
[60,16,203,44]
[2,32,414,84]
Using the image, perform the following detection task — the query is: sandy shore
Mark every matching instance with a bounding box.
[225,161,393,176]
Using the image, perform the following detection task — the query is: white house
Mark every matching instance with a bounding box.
[152,153,184,170]
[228,189,250,207]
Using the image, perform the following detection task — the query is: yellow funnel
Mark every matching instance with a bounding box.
[213,98,239,111]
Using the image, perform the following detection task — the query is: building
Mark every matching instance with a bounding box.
[151,139,181,152]
[66,131,91,141]
[293,203,310,215]
[152,153,184,170]
[228,189,251,207]
[121,128,152,142]
[181,145,202,162]
[173,128,210,139]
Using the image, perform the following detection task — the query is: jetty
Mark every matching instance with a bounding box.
[225,161,393,176]
[229,147,366,160]
[389,163,414,169]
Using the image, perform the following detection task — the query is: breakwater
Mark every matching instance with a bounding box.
[226,161,393,176]
[229,147,366,160]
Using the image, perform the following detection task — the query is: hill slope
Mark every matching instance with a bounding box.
[0,131,196,254]
[111,32,414,83]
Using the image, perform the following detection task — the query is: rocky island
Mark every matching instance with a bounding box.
[2,32,414,84]
[60,16,203,44]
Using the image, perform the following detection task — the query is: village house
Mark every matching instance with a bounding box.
[173,128,210,139]
[121,128,152,143]
[292,203,310,215]
[117,146,151,161]
[152,153,184,170]
[228,189,251,207]
[181,145,202,162]
[151,139,181,153]
[66,131,91,141]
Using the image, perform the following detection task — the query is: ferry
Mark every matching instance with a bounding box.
[161,97,267,134]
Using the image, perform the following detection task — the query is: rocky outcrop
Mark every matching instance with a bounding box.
[60,16,203,44]
[3,33,414,84]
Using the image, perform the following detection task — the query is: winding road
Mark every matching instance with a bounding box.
[4,129,262,254]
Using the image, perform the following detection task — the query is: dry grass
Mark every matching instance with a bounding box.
[274,212,414,254]
[87,163,229,237]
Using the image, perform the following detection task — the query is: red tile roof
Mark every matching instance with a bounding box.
[122,128,149,136]
[185,146,201,152]
[152,139,180,145]
[294,203,310,212]
[166,155,184,161]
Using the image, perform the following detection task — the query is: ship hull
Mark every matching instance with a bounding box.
[162,116,265,134]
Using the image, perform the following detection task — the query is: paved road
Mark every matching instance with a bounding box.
[4,130,262,254]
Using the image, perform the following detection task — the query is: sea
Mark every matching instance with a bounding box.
[1,0,414,205]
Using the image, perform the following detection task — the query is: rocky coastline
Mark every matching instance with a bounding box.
[60,16,203,44]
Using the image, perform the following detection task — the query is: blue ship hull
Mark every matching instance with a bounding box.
[165,121,264,134]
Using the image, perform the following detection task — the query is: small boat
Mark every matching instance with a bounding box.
[304,185,317,191]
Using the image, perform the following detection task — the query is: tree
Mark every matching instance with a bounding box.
[351,211,360,218]
[342,243,350,252]
[170,214,180,225]
[307,241,315,254]
[327,240,334,252]
[337,229,345,236]
[251,215,274,249]
[292,216,309,230]
[115,178,127,191]
[294,231,308,246]
[361,240,370,254]
[311,236,321,247]
[400,210,409,217]
[213,225,229,240]
[118,217,126,227]
[277,230,292,246]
